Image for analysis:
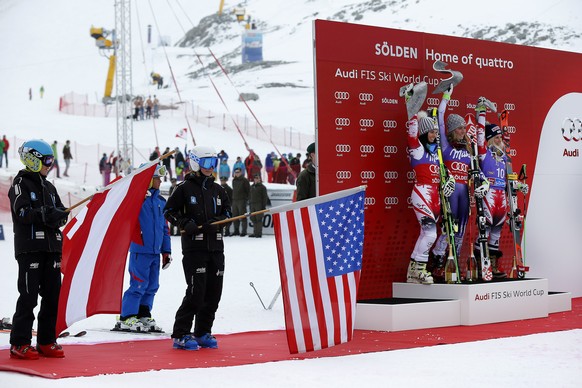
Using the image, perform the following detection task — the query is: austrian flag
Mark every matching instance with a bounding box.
[56,163,157,336]
[271,186,366,354]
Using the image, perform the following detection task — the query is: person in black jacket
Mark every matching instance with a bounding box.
[8,139,70,360]
[163,145,231,351]
[248,174,269,238]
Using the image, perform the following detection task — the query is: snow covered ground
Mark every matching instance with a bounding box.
[1,0,581,386]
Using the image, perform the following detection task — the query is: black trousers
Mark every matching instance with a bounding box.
[172,250,225,338]
[11,252,61,346]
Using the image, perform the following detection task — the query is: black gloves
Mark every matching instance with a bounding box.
[201,222,218,234]
[162,253,172,270]
[182,220,199,235]
[44,207,69,228]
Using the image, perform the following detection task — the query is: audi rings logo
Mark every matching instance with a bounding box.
[448,99,460,107]
[506,125,517,134]
[360,145,375,153]
[427,97,440,106]
[334,91,350,100]
[336,171,352,180]
[562,118,582,141]
[359,119,375,128]
[384,171,399,180]
[384,197,399,205]
[364,197,376,206]
[407,171,416,180]
[359,93,374,102]
[383,120,397,129]
[335,117,351,127]
[335,144,351,153]
[384,145,398,154]
[429,164,440,174]
[450,161,468,173]
[508,149,517,157]
[360,171,376,180]
[504,103,516,111]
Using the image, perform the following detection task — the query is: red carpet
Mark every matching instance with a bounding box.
[1,297,581,379]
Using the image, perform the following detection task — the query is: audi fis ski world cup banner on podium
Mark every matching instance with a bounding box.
[313,19,582,299]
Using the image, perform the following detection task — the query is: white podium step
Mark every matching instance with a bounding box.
[355,278,572,331]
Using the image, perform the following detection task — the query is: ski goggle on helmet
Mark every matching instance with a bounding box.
[188,146,218,171]
[18,139,55,172]
[153,164,167,178]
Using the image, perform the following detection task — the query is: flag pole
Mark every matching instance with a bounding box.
[66,151,176,212]
[181,185,367,233]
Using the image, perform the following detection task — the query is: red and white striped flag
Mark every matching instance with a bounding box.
[271,186,366,353]
[56,163,157,335]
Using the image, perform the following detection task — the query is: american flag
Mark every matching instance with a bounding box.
[272,186,365,353]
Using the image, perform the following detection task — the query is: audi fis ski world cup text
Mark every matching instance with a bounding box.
[475,288,545,301]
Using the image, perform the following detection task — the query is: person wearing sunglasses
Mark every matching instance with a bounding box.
[8,139,70,359]
[118,163,172,333]
[163,145,232,351]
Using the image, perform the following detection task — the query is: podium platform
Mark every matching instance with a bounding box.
[355,278,572,331]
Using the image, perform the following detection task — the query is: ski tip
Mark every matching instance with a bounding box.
[58,331,70,338]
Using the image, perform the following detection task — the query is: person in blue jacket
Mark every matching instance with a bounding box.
[118,163,172,332]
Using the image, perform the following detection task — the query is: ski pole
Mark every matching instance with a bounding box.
[267,286,282,310]
[249,282,267,310]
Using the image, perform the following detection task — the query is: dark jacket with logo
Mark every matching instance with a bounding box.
[9,170,65,256]
[164,173,231,253]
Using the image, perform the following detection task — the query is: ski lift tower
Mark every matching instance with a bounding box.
[114,0,134,169]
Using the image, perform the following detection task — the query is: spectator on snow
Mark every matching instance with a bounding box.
[232,156,245,177]
[296,142,316,201]
[49,141,60,178]
[149,146,161,161]
[217,149,229,163]
[265,152,275,182]
[218,158,230,180]
[162,147,173,181]
[62,140,73,177]
[231,167,250,237]
[248,174,269,238]
[99,153,112,186]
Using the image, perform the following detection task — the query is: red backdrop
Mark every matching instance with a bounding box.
[313,20,582,299]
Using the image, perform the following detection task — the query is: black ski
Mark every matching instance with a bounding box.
[499,110,529,278]
[469,135,493,281]
[432,107,460,283]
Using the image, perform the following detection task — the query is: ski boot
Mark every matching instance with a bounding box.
[406,259,434,285]
[194,333,218,349]
[429,254,446,283]
[119,316,148,332]
[139,317,163,332]
[490,250,507,279]
[173,335,199,351]
[37,342,65,358]
[10,344,39,360]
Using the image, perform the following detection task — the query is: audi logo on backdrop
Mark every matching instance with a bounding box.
[384,197,399,205]
[359,119,375,128]
[365,197,376,206]
[360,145,375,153]
[504,103,516,111]
[335,117,351,127]
[335,144,351,153]
[562,118,582,141]
[407,171,416,180]
[427,98,440,106]
[429,164,439,174]
[506,125,517,134]
[336,171,352,179]
[359,93,374,102]
[334,91,350,100]
[360,171,376,179]
[508,149,517,157]
[384,145,398,154]
[448,99,460,107]
[407,196,412,205]
[384,171,398,180]
[383,120,397,129]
